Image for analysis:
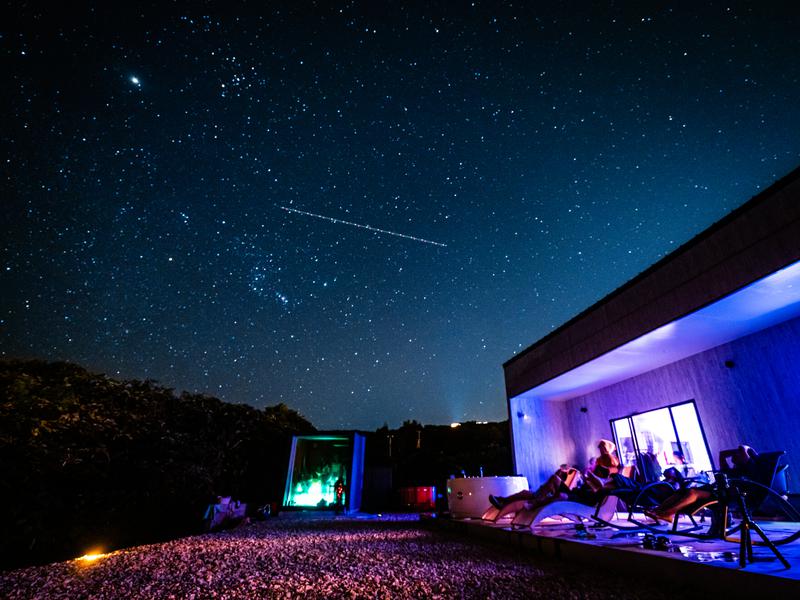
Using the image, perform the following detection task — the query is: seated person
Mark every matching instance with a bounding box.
[719,445,759,479]
[488,464,582,519]
[646,445,757,523]
[488,440,622,518]
[583,439,620,492]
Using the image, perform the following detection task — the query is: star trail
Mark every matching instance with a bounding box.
[3,2,800,429]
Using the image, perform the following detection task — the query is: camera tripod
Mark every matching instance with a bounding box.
[716,473,790,569]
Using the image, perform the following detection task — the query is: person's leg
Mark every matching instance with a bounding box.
[491,474,562,509]
[651,489,712,522]
[495,498,531,519]
[489,488,533,508]
[584,471,604,492]
[497,490,566,519]
[645,491,684,521]
[497,475,563,504]
[501,490,536,503]
[531,474,562,501]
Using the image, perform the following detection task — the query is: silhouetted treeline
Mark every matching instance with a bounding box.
[0,359,314,570]
[365,419,512,506]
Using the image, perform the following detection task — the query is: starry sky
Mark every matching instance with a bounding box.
[4,2,800,429]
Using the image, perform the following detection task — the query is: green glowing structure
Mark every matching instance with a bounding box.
[283,433,365,511]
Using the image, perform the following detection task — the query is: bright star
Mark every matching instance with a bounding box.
[130,76,140,86]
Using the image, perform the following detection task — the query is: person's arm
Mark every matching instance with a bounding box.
[564,468,580,490]
[718,448,736,472]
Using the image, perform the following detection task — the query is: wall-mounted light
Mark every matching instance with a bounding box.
[724,359,735,369]
[516,410,525,419]
[580,407,588,413]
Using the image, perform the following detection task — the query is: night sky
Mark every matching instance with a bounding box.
[4,2,800,429]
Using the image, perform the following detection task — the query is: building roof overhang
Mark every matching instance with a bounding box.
[505,165,800,405]
[511,258,800,404]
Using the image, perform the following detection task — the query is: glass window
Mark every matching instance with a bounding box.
[284,436,351,508]
[670,402,713,474]
[611,417,637,468]
[631,407,676,471]
[610,400,713,481]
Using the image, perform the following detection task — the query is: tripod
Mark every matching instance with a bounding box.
[717,473,790,569]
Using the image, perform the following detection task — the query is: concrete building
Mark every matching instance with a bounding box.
[504,166,800,488]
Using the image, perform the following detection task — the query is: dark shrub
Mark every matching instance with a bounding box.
[0,359,314,570]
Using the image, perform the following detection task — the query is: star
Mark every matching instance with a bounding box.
[4,3,800,432]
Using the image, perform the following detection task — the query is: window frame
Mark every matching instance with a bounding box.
[608,399,715,476]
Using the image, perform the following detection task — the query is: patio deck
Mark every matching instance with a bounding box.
[427,513,800,596]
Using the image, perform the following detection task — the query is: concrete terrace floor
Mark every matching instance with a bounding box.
[2,512,700,600]
[436,512,800,597]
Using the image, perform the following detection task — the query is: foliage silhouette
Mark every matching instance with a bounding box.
[0,359,314,570]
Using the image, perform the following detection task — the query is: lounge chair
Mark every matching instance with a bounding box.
[481,466,643,531]
[481,466,640,529]
[509,493,620,529]
[632,451,800,569]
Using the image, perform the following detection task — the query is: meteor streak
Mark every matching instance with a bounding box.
[278,205,447,247]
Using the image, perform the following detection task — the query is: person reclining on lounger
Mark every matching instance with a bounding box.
[583,439,621,492]
[646,445,757,523]
[488,440,620,519]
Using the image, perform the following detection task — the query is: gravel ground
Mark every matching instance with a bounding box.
[1,513,690,599]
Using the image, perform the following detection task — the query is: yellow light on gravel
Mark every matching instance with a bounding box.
[78,550,106,563]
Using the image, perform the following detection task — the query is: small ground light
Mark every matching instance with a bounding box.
[450,422,461,428]
[78,549,106,563]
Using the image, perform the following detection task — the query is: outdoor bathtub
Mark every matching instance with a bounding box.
[446,476,528,519]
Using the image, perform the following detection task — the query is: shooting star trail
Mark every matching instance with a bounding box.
[278,205,447,247]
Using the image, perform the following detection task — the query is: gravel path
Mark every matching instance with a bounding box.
[1,513,688,599]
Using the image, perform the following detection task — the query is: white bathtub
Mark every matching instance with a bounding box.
[446,476,529,519]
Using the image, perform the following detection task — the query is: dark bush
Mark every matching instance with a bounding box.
[0,359,314,570]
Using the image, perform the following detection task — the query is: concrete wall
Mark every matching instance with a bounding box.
[509,394,572,487]
[513,315,800,488]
